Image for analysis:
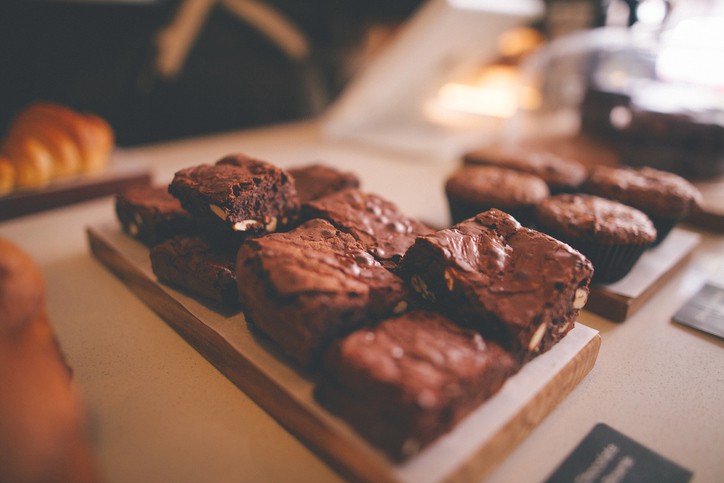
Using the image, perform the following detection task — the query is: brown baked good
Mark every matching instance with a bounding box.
[151,235,240,306]
[301,188,433,271]
[235,219,407,366]
[583,166,702,245]
[463,144,588,193]
[444,165,549,226]
[317,310,517,460]
[115,184,195,246]
[169,154,300,238]
[288,163,360,203]
[0,102,114,189]
[0,238,46,333]
[0,155,15,195]
[0,238,98,483]
[398,209,593,362]
[535,194,657,283]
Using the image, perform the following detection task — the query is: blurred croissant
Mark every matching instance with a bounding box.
[0,102,114,191]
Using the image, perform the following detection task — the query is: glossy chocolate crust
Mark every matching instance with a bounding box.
[235,219,407,367]
[583,166,702,217]
[398,209,593,362]
[168,154,299,237]
[288,164,360,203]
[150,235,239,305]
[535,194,657,245]
[317,310,517,460]
[302,188,433,271]
[115,185,194,246]
[463,144,588,192]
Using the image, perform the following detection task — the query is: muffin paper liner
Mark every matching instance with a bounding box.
[646,214,679,247]
[543,231,651,284]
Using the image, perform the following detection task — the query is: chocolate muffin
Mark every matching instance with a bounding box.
[535,194,657,284]
[583,166,702,245]
[445,165,549,226]
[463,144,588,193]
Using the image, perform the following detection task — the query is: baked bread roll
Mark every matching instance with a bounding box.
[1,102,114,189]
[0,238,99,483]
[0,155,15,195]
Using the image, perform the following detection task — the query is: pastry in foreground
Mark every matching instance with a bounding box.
[317,310,517,460]
[0,238,98,483]
[115,184,195,246]
[445,165,549,226]
[463,144,588,193]
[288,163,360,203]
[398,209,593,362]
[535,194,656,284]
[169,153,299,238]
[150,235,240,306]
[583,165,701,245]
[235,219,407,366]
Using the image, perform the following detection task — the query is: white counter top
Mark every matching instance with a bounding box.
[2,120,722,482]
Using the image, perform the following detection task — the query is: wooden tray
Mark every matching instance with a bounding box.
[586,228,701,322]
[0,160,150,221]
[87,222,601,483]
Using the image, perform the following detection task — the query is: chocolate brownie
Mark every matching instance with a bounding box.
[398,209,593,362]
[317,310,517,460]
[115,185,194,245]
[168,154,299,238]
[288,164,360,203]
[235,219,407,366]
[301,189,433,271]
[535,194,656,283]
[444,165,549,226]
[150,235,239,305]
[583,166,701,244]
[463,144,588,192]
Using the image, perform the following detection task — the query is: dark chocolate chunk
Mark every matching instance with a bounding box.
[235,218,407,366]
[398,209,593,362]
[168,154,299,238]
[115,185,194,245]
[150,235,239,305]
[317,310,517,460]
[302,188,433,271]
[288,163,360,203]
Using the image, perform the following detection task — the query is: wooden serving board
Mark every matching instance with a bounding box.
[87,222,601,483]
[0,159,150,221]
[586,228,701,323]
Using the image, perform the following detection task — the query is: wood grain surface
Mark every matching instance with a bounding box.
[87,222,600,483]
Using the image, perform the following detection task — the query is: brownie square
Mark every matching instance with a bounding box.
[317,310,517,460]
[150,235,239,306]
[288,163,360,203]
[398,209,593,362]
[115,185,194,245]
[302,188,433,271]
[168,154,299,238]
[235,219,407,367]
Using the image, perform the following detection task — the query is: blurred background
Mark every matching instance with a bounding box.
[1,0,722,178]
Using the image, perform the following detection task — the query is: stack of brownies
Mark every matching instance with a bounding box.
[115,153,594,460]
